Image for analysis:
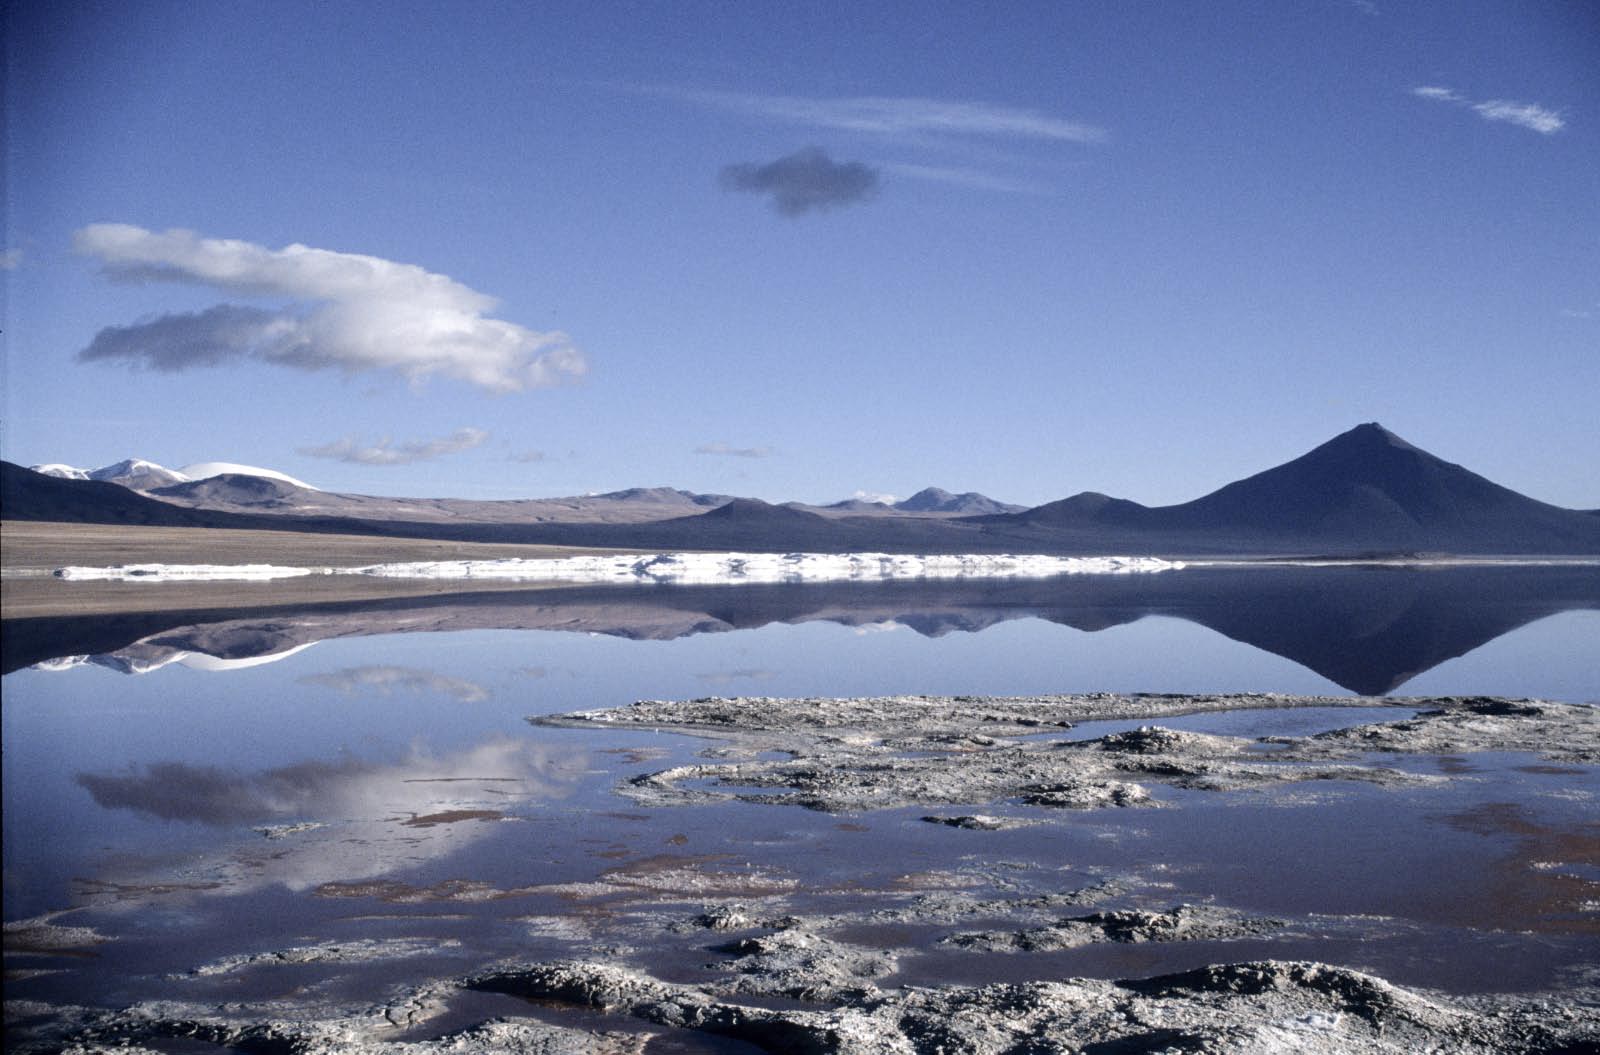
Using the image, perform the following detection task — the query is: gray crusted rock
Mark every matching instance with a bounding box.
[946,903,1286,953]
[709,927,898,1001]
[919,813,1034,830]
[558,694,1582,817]
[182,938,460,978]
[460,958,1600,1054]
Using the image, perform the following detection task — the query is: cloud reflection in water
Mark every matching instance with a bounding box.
[73,737,583,896]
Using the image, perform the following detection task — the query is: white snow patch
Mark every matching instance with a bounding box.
[30,656,91,671]
[29,463,90,480]
[88,458,191,486]
[178,462,318,489]
[179,643,320,671]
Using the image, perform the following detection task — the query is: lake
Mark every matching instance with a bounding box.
[4,563,1597,1051]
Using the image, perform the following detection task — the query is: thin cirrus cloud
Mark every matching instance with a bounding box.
[73,224,586,393]
[1412,86,1565,135]
[299,426,489,466]
[676,87,1107,144]
[879,162,1051,196]
[721,146,879,216]
[695,441,772,458]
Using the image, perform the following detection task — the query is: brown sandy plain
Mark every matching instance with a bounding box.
[0,521,635,619]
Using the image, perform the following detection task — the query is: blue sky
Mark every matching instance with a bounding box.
[3,0,1596,507]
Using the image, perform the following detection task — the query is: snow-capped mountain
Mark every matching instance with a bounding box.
[28,463,91,481]
[88,459,191,491]
[28,458,314,491]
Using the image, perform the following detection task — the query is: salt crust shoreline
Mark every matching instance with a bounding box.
[47,553,1600,585]
[52,552,1185,584]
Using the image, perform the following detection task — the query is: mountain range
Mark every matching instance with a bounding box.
[32,459,315,491]
[6,424,1598,555]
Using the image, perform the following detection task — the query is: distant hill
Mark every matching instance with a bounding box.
[7,424,1598,555]
[153,473,307,508]
[896,487,1024,515]
[147,476,737,525]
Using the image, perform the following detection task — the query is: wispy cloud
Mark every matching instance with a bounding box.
[695,668,780,687]
[880,162,1051,195]
[695,441,773,458]
[850,489,901,505]
[0,248,23,270]
[74,224,586,392]
[299,427,489,466]
[721,146,879,216]
[1412,86,1565,135]
[299,664,489,702]
[676,88,1107,144]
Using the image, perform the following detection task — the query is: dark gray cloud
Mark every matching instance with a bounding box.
[78,304,286,371]
[720,146,879,216]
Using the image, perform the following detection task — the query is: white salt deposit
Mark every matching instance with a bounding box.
[351,552,1184,583]
[54,563,318,582]
[51,553,1183,584]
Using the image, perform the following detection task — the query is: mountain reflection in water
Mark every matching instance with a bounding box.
[7,565,1598,696]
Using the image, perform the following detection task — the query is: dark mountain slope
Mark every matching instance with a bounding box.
[1003,424,1600,554]
[152,473,306,508]
[1155,423,1590,548]
[2,462,266,528]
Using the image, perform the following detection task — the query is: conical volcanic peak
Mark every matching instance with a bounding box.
[1153,423,1594,550]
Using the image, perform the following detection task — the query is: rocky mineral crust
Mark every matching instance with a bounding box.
[457,957,1598,1055]
[23,956,1591,1055]
[538,693,1600,814]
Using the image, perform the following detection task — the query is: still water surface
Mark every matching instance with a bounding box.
[4,565,1597,1034]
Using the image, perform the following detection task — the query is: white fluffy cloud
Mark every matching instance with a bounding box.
[75,224,586,393]
[1412,86,1565,135]
[298,426,489,465]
